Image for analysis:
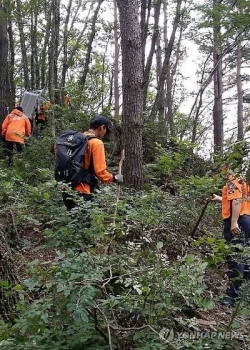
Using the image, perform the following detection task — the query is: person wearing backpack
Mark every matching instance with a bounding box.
[211,165,250,306]
[1,106,31,166]
[56,114,123,211]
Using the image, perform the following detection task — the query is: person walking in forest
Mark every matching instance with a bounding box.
[211,164,250,306]
[1,106,31,166]
[61,114,123,211]
[35,99,52,133]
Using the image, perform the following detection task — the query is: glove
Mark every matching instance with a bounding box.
[1,135,5,143]
[113,174,123,185]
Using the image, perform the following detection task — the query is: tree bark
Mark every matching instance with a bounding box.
[140,0,152,70]
[213,0,223,153]
[0,4,8,123]
[60,0,73,92]
[150,0,183,120]
[166,24,183,135]
[113,0,120,120]
[117,0,143,189]
[236,4,243,141]
[80,0,103,88]
[142,0,161,111]
[15,0,30,90]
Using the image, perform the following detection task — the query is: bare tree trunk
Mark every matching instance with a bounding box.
[213,0,223,153]
[143,0,161,111]
[41,1,52,89]
[61,2,94,90]
[80,0,103,88]
[117,0,143,189]
[61,0,73,93]
[48,0,60,137]
[166,24,183,135]
[6,21,15,111]
[150,0,183,120]
[15,0,30,90]
[30,7,39,89]
[236,5,243,141]
[140,0,152,69]
[0,4,8,123]
[113,0,120,120]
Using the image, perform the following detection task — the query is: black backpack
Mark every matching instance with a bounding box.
[54,131,98,188]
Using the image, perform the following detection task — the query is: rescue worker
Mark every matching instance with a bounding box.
[62,114,123,211]
[1,106,31,166]
[211,165,250,306]
[63,96,72,108]
[35,99,52,129]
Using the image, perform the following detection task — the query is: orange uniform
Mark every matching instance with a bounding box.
[74,131,114,194]
[2,109,31,144]
[221,179,250,219]
[37,100,51,121]
[63,96,72,107]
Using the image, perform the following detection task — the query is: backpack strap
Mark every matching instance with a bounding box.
[84,134,98,192]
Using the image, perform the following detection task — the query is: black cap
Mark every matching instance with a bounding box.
[16,106,23,112]
[90,114,112,133]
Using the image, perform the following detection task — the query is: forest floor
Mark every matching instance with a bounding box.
[15,226,250,349]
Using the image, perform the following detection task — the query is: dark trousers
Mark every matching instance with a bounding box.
[62,191,93,211]
[223,215,250,298]
[5,141,24,166]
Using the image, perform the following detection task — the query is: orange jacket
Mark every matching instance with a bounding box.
[2,109,31,144]
[63,96,72,107]
[222,179,250,219]
[74,131,114,194]
[37,101,51,121]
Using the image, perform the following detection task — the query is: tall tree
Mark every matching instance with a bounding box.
[116,0,143,189]
[150,0,183,122]
[80,0,103,88]
[0,3,8,123]
[15,0,30,90]
[213,0,223,153]
[113,0,120,120]
[236,3,244,141]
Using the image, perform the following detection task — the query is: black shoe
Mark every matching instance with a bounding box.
[220,297,235,307]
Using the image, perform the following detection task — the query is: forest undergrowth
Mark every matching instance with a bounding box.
[0,136,250,350]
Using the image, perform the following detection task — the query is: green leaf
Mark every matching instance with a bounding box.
[157,241,163,250]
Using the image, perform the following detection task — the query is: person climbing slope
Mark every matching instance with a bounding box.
[1,106,31,166]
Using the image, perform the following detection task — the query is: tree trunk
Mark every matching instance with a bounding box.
[0,4,8,123]
[140,0,152,70]
[166,24,183,136]
[60,0,73,92]
[0,229,18,322]
[117,0,143,189]
[236,5,243,141]
[41,1,52,89]
[80,0,103,88]
[142,0,161,111]
[15,0,30,90]
[213,0,223,153]
[150,0,183,120]
[30,7,39,89]
[113,0,120,120]
[7,18,15,110]
[48,0,60,137]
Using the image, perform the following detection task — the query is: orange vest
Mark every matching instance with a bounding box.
[222,179,250,219]
[2,109,31,144]
[74,132,113,194]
